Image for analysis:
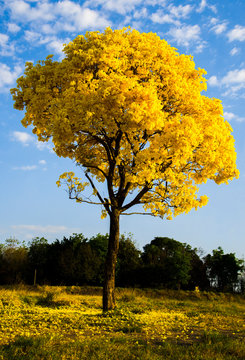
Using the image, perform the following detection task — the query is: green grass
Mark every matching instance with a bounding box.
[0,286,244,359]
[1,334,244,360]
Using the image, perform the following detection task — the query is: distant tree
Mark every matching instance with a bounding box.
[12,28,239,310]
[45,233,102,285]
[45,239,62,284]
[0,244,4,283]
[27,237,49,285]
[88,233,109,285]
[141,237,192,289]
[57,233,88,285]
[238,264,245,294]
[204,247,244,292]
[0,238,28,284]
[183,247,209,290]
[116,234,142,287]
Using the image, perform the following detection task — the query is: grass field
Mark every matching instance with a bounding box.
[0,285,244,359]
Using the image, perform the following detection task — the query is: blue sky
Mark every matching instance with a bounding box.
[0,0,244,258]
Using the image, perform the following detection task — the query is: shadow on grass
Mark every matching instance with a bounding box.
[1,332,244,360]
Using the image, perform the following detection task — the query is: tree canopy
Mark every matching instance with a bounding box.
[204,247,244,292]
[11,27,238,220]
[141,237,192,289]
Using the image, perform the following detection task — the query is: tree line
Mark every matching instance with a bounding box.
[0,234,244,293]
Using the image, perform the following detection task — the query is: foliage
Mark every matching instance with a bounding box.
[1,235,244,293]
[0,238,28,284]
[46,234,103,286]
[116,234,142,287]
[184,247,209,290]
[27,237,49,285]
[140,237,192,289]
[11,27,238,220]
[204,247,244,292]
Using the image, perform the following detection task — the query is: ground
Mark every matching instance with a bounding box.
[0,285,244,359]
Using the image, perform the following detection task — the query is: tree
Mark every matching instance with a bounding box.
[0,238,28,284]
[184,247,209,291]
[88,233,109,285]
[27,237,49,285]
[11,28,238,310]
[238,264,245,294]
[116,234,142,287]
[204,247,244,292]
[141,237,192,289]
[44,234,101,285]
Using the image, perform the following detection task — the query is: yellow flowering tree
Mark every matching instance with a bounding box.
[11,28,239,311]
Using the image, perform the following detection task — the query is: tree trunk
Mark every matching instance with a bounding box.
[103,208,120,312]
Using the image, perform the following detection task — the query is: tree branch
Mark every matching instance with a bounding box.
[68,195,105,206]
[85,172,111,214]
[83,164,107,179]
[121,212,156,216]
[121,185,150,212]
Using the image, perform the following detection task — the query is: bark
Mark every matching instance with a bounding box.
[103,208,120,312]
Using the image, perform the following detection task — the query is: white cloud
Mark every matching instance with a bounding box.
[24,30,69,57]
[8,0,30,17]
[222,69,245,85]
[0,34,9,46]
[236,117,245,123]
[151,4,192,26]
[197,0,217,13]
[133,7,147,19]
[8,0,55,22]
[224,111,245,123]
[71,7,110,30]
[151,11,180,25]
[168,4,193,18]
[56,0,86,18]
[210,17,218,25]
[0,63,23,92]
[227,25,245,42]
[24,30,41,43]
[230,47,240,56]
[36,141,53,152]
[6,0,110,52]
[15,1,110,55]
[208,69,245,97]
[47,38,69,58]
[12,165,37,171]
[55,1,111,30]
[197,0,207,12]
[7,23,21,33]
[210,69,245,88]
[10,224,81,240]
[0,33,15,56]
[41,24,57,35]
[195,42,207,53]
[39,160,47,165]
[167,24,201,47]
[144,0,166,5]
[208,75,218,86]
[12,131,53,152]
[12,131,34,146]
[223,112,235,121]
[12,159,48,171]
[224,112,235,121]
[12,224,70,234]
[211,22,227,35]
[84,0,142,15]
